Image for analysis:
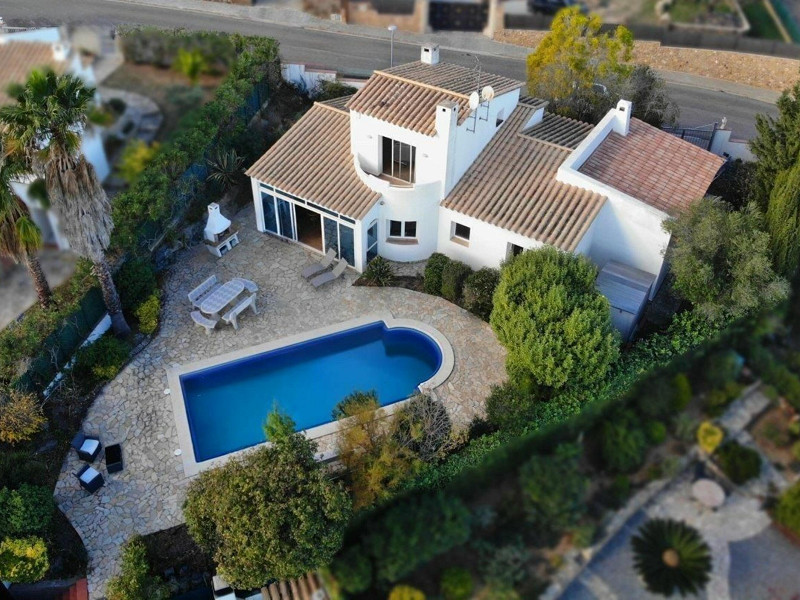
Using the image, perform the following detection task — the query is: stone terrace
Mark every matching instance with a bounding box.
[54,204,506,599]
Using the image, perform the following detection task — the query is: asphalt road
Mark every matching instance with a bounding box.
[0,0,778,138]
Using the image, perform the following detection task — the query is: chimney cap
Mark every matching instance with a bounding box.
[421,43,440,65]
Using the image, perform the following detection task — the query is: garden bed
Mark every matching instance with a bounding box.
[750,403,800,477]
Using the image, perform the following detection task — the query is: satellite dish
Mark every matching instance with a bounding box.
[481,85,495,102]
[468,91,480,111]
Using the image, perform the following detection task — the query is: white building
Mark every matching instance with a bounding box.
[1,27,110,250]
[247,45,724,335]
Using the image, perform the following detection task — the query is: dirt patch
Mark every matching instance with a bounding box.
[103,63,225,141]
[494,29,800,92]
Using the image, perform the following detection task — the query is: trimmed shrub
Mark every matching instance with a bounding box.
[697,422,724,454]
[485,383,533,433]
[645,421,667,445]
[134,293,161,335]
[0,390,45,445]
[72,334,132,386]
[329,544,372,594]
[0,536,49,583]
[363,256,395,287]
[476,538,529,588]
[775,481,800,535]
[673,373,692,411]
[107,536,170,600]
[366,492,471,583]
[388,585,425,600]
[114,258,157,313]
[441,260,472,304]
[601,412,648,473]
[462,268,500,321]
[519,443,588,531]
[440,567,473,600]
[424,253,450,296]
[714,441,761,485]
[0,485,54,538]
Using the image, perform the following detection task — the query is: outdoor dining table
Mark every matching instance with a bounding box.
[691,478,726,509]
[199,279,245,316]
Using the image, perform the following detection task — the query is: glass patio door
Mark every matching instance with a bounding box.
[277,198,294,240]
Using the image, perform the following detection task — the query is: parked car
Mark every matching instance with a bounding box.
[527,0,587,15]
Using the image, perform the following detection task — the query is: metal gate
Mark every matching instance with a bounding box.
[662,123,718,151]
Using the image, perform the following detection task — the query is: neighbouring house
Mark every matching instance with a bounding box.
[246,44,724,338]
[0,27,110,250]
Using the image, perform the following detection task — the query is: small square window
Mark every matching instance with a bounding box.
[454,222,471,241]
[405,221,417,238]
[389,220,402,237]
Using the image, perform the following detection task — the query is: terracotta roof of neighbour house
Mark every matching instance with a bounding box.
[245,102,381,220]
[346,62,524,136]
[578,118,726,216]
[521,112,594,150]
[442,104,607,251]
[0,41,67,106]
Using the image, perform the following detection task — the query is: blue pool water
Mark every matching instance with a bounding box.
[180,322,442,462]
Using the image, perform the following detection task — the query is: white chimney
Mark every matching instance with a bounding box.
[52,42,68,62]
[421,44,440,65]
[613,99,633,136]
[204,203,232,243]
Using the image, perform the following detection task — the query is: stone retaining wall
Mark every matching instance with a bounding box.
[495,29,800,92]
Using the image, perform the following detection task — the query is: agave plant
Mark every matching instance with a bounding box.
[631,518,712,597]
[206,148,245,192]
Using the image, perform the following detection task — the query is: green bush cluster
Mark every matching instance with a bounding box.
[362,256,395,287]
[440,261,472,304]
[0,453,49,490]
[388,585,425,600]
[714,441,761,484]
[601,411,649,474]
[703,350,743,390]
[331,493,471,587]
[462,268,500,322]
[440,567,473,600]
[134,294,161,335]
[747,345,800,409]
[107,536,170,600]
[72,334,132,388]
[423,253,450,295]
[775,481,800,536]
[704,381,744,417]
[637,373,692,420]
[118,26,235,69]
[0,536,49,583]
[0,485,54,538]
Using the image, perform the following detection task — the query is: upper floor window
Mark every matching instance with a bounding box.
[382,137,416,183]
[389,220,417,238]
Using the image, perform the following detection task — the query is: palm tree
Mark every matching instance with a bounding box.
[631,518,712,597]
[0,70,131,336]
[0,139,52,307]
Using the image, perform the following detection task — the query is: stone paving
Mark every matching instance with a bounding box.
[54,204,507,599]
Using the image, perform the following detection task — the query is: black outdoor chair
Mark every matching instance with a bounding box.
[75,465,104,493]
[71,431,102,462]
[105,443,123,474]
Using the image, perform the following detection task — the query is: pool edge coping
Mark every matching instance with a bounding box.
[166,311,455,477]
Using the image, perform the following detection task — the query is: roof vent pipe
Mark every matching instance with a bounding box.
[421,44,440,65]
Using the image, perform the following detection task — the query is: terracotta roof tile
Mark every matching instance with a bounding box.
[346,61,524,136]
[579,118,725,215]
[0,41,66,106]
[245,102,381,220]
[520,112,594,150]
[442,104,606,251]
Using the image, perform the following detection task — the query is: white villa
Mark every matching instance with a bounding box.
[0,27,110,250]
[247,44,724,336]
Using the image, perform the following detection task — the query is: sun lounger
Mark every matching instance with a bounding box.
[191,310,219,335]
[71,431,102,462]
[310,259,347,288]
[233,277,259,293]
[222,294,258,330]
[302,248,337,279]
[188,275,220,309]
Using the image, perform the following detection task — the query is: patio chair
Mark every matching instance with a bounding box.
[222,294,258,330]
[233,277,259,293]
[310,259,347,289]
[302,248,337,280]
[191,310,219,335]
[188,275,220,309]
[105,443,123,474]
[75,465,104,493]
[71,431,102,462]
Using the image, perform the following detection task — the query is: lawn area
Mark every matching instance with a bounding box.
[103,63,225,142]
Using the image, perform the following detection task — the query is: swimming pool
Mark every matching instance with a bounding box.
[168,314,453,475]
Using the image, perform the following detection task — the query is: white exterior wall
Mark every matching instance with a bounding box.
[436,207,543,270]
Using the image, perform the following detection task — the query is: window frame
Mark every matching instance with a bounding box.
[452,222,471,242]
[381,136,417,183]
[388,220,418,239]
